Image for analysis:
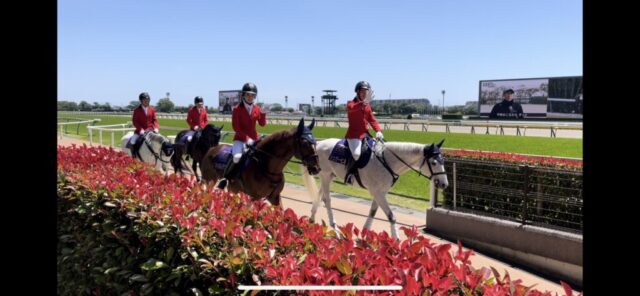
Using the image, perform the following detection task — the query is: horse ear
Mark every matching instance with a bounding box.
[308,118,316,130]
[218,124,224,131]
[297,118,305,134]
[437,139,445,148]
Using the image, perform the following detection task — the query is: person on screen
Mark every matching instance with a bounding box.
[222,97,232,114]
[489,89,524,119]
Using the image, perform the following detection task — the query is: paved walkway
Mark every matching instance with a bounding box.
[57,135,579,294]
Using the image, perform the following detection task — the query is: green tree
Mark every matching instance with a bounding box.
[78,101,91,111]
[156,98,175,113]
[270,103,283,112]
[126,100,140,110]
[57,100,78,111]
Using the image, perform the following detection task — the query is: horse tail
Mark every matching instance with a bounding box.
[301,165,322,207]
[170,148,183,174]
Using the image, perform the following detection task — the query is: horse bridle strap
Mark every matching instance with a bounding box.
[143,137,172,165]
[382,144,444,180]
[375,152,400,187]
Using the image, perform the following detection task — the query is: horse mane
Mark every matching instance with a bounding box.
[146,132,167,143]
[383,141,425,154]
[256,128,296,154]
[203,124,214,132]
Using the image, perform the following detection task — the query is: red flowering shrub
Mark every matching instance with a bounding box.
[57,145,579,295]
[443,149,582,171]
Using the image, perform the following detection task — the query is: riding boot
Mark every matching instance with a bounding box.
[217,157,240,189]
[344,156,356,184]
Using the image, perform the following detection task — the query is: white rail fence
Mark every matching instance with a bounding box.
[61,112,582,138]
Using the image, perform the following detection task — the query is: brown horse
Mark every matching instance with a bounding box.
[170,124,223,181]
[200,118,320,206]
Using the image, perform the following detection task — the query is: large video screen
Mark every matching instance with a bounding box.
[479,76,582,119]
[218,90,242,114]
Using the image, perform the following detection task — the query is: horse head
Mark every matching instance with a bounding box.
[201,124,223,148]
[145,132,174,157]
[295,118,321,175]
[422,139,448,189]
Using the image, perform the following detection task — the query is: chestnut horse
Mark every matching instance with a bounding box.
[200,118,320,206]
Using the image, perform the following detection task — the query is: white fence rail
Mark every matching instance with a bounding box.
[59,112,582,138]
[57,118,101,138]
[87,123,134,147]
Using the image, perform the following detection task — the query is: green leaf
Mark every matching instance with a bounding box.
[336,259,352,275]
[104,267,120,275]
[141,259,168,271]
[166,247,175,261]
[104,201,117,207]
[130,274,148,282]
[297,253,307,265]
[208,285,226,294]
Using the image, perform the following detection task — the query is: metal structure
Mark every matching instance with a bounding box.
[321,90,338,115]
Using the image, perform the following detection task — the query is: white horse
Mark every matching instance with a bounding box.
[301,139,448,239]
[120,131,175,175]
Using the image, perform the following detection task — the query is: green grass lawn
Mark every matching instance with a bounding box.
[58,113,582,211]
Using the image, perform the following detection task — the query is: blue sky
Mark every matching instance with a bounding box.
[58,0,582,108]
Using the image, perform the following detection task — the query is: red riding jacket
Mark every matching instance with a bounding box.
[132,105,159,134]
[232,103,266,142]
[345,98,381,139]
[186,106,209,130]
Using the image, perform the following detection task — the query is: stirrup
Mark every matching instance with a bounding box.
[217,178,228,189]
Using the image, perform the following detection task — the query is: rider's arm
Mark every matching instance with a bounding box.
[257,106,266,127]
[365,105,381,132]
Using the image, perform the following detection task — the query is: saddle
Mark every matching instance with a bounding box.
[328,137,376,188]
[212,145,255,173]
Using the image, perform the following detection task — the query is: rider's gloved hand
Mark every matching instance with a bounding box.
[246,138,255,146]
[153,128,159,133]
[376,131,384,141]
[260,105,270,114]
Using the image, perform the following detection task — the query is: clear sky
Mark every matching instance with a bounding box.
[58,0,582,108]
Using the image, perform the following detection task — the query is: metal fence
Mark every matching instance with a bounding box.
[437,157,583,233]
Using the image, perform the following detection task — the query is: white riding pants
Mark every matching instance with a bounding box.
[232,140,245,163]
[347,138,362,161]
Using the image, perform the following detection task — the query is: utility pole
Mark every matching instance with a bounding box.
[311,96,315,115]
[441,90,446,115]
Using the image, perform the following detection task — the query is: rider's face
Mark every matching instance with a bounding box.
[141,98,150,107]
[357,88,368,101]
[244,93,256,104]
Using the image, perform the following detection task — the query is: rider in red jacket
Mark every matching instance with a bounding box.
[128,92,159,148]
[185,96,209,143]
[344,81,384,184]
[218,82,267,189]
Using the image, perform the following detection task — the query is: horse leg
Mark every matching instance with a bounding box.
[372,191,399,239]
[308,171,327,223]
[192,160,200,182]
[321,175,338,229]
[363,200,379,230]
